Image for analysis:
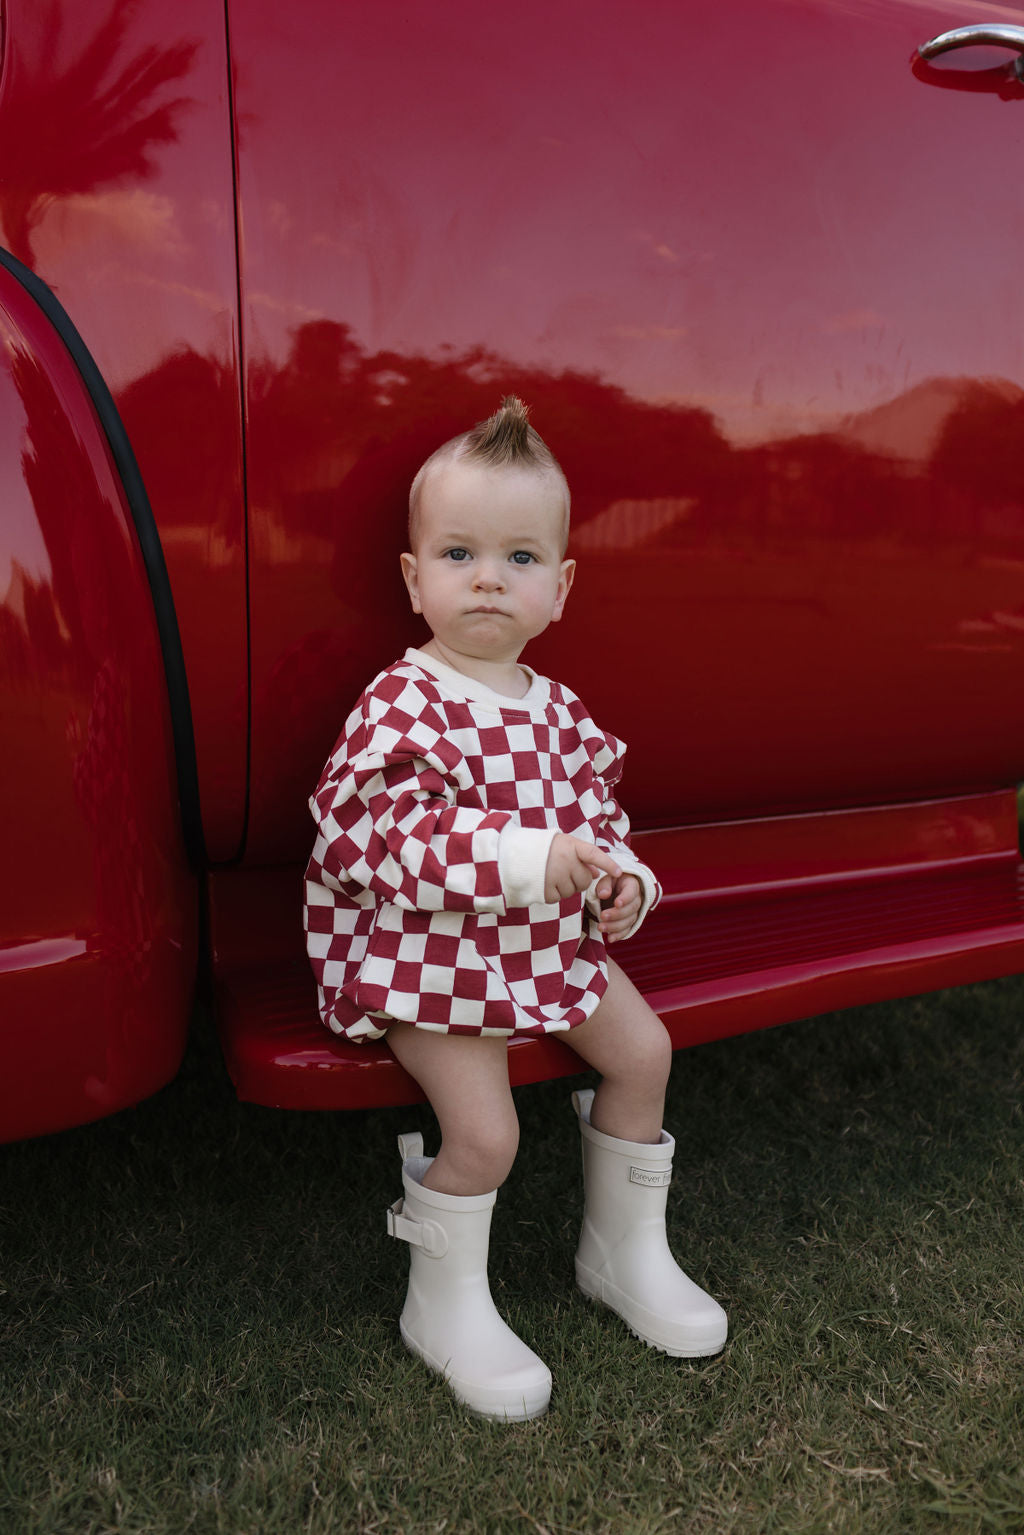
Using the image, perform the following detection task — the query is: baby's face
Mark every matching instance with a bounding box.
[401,459,574,668]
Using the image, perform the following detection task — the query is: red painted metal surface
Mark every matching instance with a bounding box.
[0,268,197,1142]
[230,0,1024,866]
[0,0,247,861]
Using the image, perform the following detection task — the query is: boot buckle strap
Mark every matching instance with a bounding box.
[386,1197,449,1256]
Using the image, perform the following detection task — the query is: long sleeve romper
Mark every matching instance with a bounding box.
[304,648,660,1041]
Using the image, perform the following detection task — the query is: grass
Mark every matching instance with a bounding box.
[1,976,1023,1534]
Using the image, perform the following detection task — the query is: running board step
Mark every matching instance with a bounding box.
[212,830,1024,1110]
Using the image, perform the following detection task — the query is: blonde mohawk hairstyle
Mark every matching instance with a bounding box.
[408,395,570,548]
[463,395,551,469]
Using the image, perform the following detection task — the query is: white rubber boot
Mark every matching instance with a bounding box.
[386,1132,552,1420]
[573,1089,728,1357]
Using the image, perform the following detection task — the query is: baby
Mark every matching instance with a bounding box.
[305,397,726,1419]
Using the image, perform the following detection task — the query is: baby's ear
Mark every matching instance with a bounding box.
[551,558,576,621]
[399,552,421,613]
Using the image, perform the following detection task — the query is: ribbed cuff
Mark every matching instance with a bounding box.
[497,824,560,908]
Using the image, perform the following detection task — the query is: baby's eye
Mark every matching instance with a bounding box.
[510,550,536,565]
[444,547,470,562]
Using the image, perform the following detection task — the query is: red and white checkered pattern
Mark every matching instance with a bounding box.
[304,649,660,1041]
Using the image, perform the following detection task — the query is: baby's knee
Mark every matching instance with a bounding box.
[442,1112,520,1191]
[623,1008,673,1091]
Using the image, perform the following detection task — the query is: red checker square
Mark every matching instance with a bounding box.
[441,699,474,730]
[511,751,541,778]
[572,938,600,970]
[370,927,403,959]
[482,997,520,1031]
[376,675,407,704]
[407,817,434,846]
[532,914,565,944]
[419,701,447,734]
[474,864,504,899]
[443,838,473,870]
[364,827,393,865]
[568,763,594,796]
[447,964,489,1001]
[483,779,518,812]
[392,957,430,990]
[422,931,461,966]
[479,724,512,755]
[349,978,392,1012]
[305,904,336,934]
[418,992,455,1027]
[534,970,570,1006]
[473,924,500,957]
[502,950,535,983]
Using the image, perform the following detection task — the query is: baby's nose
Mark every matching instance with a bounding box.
[473,562,506,589]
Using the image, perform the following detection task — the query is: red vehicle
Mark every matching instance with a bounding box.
[3,1,1024,1143]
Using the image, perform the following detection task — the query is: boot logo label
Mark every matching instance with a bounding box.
[629,1166,671,1188]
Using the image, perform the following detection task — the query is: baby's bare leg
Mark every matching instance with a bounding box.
[386,1025,519,1196]
[567,958,673,1144]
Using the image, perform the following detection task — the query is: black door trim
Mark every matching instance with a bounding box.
[0,246,207,869]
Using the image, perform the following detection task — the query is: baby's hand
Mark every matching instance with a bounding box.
[599,873,643,944]
[544,834,621,904]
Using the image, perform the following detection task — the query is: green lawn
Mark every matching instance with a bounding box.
[2,977,1022,1534]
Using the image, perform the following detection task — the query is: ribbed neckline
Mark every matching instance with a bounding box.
[402,647,552,714]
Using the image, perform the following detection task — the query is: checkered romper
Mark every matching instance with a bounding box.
[304,649,660,1041]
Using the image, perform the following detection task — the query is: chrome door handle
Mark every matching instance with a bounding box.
[918,24,1024,79]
